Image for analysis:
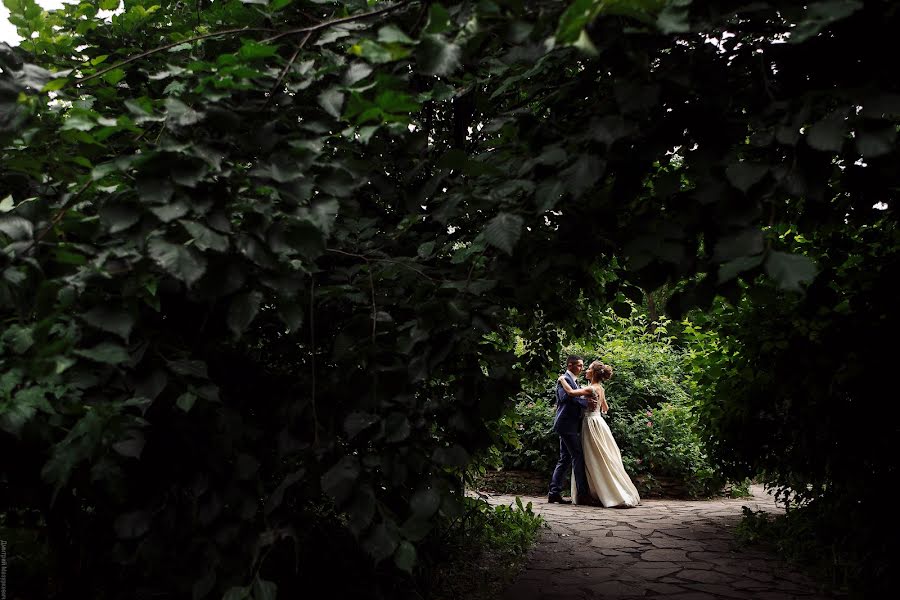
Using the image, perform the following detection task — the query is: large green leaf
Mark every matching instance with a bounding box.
[362,522,398,564]
[417,35,460,76]
[74,342,129,364]
[789,0,863,44]
[148,238,207,286]
[482,212,524,256]
[321,456,360,506]
[227,290,263,337]
[765,251,818,292]
[318,88,345,119]
[81,306,136,340]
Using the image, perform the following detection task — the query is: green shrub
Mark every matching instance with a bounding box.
[612,403,722,497]
[499,389,558,474]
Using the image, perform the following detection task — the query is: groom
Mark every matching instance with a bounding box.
[548,355,597,505]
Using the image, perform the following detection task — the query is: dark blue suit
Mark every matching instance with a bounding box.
[549,372,590,498]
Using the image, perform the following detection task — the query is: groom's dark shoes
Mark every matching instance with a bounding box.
[547,493,572,504]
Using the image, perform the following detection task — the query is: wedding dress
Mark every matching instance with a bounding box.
[572,385,641,507]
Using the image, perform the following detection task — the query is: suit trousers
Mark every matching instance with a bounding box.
[549,429,589,497]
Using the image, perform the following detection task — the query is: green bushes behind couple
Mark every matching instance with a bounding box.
[500,311,724,498]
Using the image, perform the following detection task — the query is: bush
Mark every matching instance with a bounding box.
[499,389,558,475]
[417,497,544,600]
[613,403,722,497]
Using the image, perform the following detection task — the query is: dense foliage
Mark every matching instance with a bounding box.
[2,0,898,597]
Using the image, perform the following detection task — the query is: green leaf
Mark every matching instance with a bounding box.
[806,115,847,152]
[222,586,250,600]
[417,35,461,76]
[425,3,452,33]
[855,126,896,158]
[378,25,415,44]
[0,215,34,241]
[318,88,345,119]
[103,68,126,85]
[348,487,376,534]
[42,78,68,92]
[384,413,410,442]
[81,306,136,340]
[252,579,277,600]
[362,522,398,564]
[164,98,203,127]
[181,220,229,252]
[137,177,174,204]
[321,455,360,506]
[765,251,817,292]
[432,444,470,467]
[239,41,279,60]
[1,386,53,435]
[74,342,129,364]
[725,162,768,193]
[350,39,399,64]
[657,2,691,34]
[561,154,605,197]
[114,510,151,539]
[168,359,208,378]
[1,324,33,354]
[345,412,379,439]
[482,212,524,255]
[344,62,373,86]
[394,541,417,573]
[556,0,596,44]
[0,195,14,212]
[789,1,863,44]
[113,431,145,459]
[277,302,304,332]
[176,392,197,412]
[100,203,142,234]
[99,0,119,9]
[148,238,207,286]
[718,254,764,283]
[227,290,263,337]
[417,241,435,258]
[410,488,440,519]
[712,229,763,262]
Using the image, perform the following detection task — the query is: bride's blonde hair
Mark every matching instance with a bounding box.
[587,361,613,382]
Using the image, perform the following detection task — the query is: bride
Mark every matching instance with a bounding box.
[570,361,641,507]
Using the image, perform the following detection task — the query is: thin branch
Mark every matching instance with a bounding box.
[368,267,377,342]
[326,248,436,283]
[323,248,378,340]
[309,276,319,447]
[76,27,278,84]
[15,178,93,258]
[260,2,411,44]
[77,2,411,85]
[264,31,313,109]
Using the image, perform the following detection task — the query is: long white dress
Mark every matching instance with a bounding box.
[572,384,641,507]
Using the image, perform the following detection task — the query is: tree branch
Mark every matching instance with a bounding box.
[264,31,313,109]
[14,178,93,258]
[77,2,412,85]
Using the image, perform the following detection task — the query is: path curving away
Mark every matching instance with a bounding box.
[484,486,832,600]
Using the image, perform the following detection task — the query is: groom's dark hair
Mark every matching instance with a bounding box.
[566,355,583,366]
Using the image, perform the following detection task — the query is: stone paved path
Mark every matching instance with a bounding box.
[484,486,832,600]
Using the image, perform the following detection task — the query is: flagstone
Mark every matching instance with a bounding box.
[490,486,831,600]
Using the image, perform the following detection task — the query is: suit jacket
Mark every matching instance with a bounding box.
[552,372,590,434]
